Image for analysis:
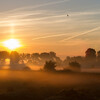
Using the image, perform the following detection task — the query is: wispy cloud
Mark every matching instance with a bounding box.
[0,0,100,42]
[32,33,68,40]
[60,26,100,42]
[0,0,69,15]
[1,10,100,28]
[71,11,100,16]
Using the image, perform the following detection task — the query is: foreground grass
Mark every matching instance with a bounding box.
[0,70,100,100]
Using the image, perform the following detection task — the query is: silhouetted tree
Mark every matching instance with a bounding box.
[63,56,71,66]
[19,53,26,64]
[26,54,31,60]
[85,48,96,67]
[69,61,81,72]
[63,56,84,67]
[44,60,56,71]
[40,52,50,61]
[96,51,100,66]
[10,51,20,65]
[85,48,96,60]
[0,51,9,64]
[31,53,40,59]
[97,51,100,61]
[55,57,62,66]
[49,51,56,58]
[31,53,40,65]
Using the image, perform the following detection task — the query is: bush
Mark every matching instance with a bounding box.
[44,60,56,71]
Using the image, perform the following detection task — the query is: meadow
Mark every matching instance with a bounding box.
[0,70,100,100]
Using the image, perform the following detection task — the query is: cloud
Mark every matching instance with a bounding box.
[32,33,68,40]
[0,0,69,15]
[0,0,100,41]
[71,11,100,16]
[60,26,100,42]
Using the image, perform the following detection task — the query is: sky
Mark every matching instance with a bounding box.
[0,0,100,59]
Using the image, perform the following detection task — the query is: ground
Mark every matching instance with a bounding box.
[0,70,100,100]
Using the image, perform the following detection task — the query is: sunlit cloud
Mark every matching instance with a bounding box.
[0,7,100,29]
[60,26,100,42]
[32,33,68,41]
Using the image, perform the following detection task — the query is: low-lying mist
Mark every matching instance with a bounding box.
[0,70,100,100]
[0,70,100,88]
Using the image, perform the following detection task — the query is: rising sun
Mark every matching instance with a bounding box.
[3,39,21,50]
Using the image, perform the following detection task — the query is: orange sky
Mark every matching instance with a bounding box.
[0,0,100,59]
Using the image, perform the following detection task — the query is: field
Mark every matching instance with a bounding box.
[0,70,100,100]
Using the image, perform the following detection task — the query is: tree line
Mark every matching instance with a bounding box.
[0,48,100,71]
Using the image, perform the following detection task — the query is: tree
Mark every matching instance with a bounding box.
[85,48,96,60]
[69,61,81,72]
[31,53,40,64]
[85,48,96,67]
[0,51,9,64]
[44,60,56,71]
[26,53,31,60]
[40,52,50,61]
[49,51,56,58]
[55,57,62,66]
[97,51,100,61]
[10,51,19,65]
[31,53,40,59]
[97,51,100,66]
[63,56,83,67]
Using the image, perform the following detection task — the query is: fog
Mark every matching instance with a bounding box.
[0,70,100,87]
[0,70,100,100]
[82,68,100,73]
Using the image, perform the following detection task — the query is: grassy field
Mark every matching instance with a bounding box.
[0,70,100,100]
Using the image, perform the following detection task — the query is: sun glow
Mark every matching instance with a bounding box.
[3,39,21,50]
[10,23,16,34]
